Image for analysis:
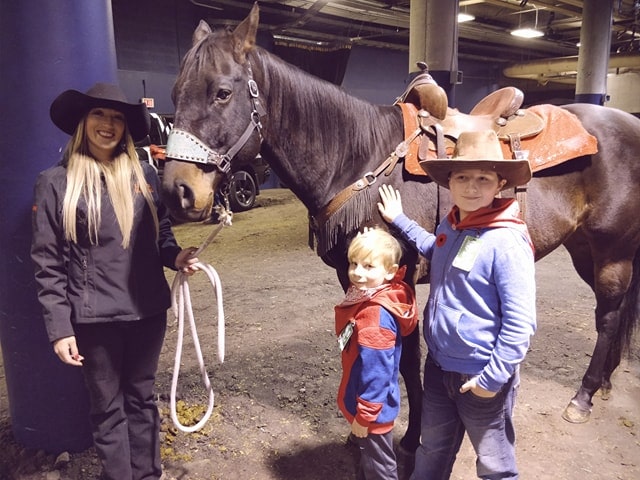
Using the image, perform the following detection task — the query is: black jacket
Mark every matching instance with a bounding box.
[31,161,182,342]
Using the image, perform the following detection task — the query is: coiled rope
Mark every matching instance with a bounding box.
[169,208,232,432]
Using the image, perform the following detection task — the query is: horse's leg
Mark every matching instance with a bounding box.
[395,257,423,454]
[598,339,622,400]
[398,324,423,452]
[598,248,640,401]
[563,290,624,422]
[562,241,632,423]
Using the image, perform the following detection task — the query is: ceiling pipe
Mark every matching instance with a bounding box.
[503,51,640,83]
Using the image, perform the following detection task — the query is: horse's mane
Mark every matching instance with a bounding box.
[250,47,401,183]
[175,35,207,86]
[249,48,406,256]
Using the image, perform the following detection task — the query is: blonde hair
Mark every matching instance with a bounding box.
[348,227,402,272]
[61,116,159,248]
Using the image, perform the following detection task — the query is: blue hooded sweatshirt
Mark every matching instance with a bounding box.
[392,198,536,392]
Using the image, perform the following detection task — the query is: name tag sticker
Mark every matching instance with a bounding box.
[338,321,355,351]
[452,236,482,272]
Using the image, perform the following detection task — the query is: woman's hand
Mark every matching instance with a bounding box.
[377,184,404,223]
[53,336,84,366]
[460,376,498,398]
[175,247,200,276]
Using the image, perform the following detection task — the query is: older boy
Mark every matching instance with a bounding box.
[378,130,536,479]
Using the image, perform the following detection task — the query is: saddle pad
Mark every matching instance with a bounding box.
[402,103,598,176]
[502,104,598,172]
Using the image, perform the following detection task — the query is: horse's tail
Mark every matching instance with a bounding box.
[617,248,640,355]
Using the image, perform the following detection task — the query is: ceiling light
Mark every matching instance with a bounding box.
[458,12,475,23]
[511,27,544,38]
[510,4,544,39]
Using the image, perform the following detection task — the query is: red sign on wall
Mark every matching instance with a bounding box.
[141,97,155,108]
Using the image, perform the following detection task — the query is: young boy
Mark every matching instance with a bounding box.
[377,130,537,479]
[335,227,418,480]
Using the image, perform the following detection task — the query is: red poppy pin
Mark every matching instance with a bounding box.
[436,233,447,247]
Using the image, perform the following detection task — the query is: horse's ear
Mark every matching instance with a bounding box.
[193,20,212,46]
[232,3,259,61]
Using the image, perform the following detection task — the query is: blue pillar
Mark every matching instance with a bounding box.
[0,0,118,453]
[575,0,613,104]
[409,0,459,106]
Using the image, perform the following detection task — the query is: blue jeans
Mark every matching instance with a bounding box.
[410,355,519,480]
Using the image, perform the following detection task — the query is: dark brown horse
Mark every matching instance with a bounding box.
[161,4,640,453]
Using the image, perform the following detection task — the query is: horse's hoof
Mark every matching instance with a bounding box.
[561,399,592,423]
[597,386,611,401]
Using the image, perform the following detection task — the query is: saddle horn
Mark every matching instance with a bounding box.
[395,62,449,120]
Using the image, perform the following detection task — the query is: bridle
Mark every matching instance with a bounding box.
[165,63,265,174]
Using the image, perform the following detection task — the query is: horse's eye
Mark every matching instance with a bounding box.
[217,89,232,101]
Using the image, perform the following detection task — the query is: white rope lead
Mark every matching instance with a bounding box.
[169,209,231,433]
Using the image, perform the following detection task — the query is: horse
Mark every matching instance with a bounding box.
[160,4,640,454]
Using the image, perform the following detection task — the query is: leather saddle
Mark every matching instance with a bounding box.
[396,63,596,172]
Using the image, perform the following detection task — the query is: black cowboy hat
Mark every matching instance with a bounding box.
[49,82,150,142]
[420,130,532,191]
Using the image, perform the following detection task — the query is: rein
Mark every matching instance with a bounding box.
[165,63,265,173]
[169,208,232,432]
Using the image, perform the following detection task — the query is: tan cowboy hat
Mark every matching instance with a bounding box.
[420,130,532,190]
[50,82,150,142]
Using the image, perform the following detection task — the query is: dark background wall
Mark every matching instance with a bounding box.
[112,0,194,112]
[111,0,522,114]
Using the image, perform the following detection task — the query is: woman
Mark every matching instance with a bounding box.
[31,82,198,480]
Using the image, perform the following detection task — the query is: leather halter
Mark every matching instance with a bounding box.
[165,64,266,174]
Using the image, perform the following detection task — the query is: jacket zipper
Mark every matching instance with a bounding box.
[81,256,89,307]
[429,229,464,347]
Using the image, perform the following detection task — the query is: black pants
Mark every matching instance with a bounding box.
[75,314,167,480]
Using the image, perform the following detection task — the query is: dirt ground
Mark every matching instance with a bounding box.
[1,188,639,480]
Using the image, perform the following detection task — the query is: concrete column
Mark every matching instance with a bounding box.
[575,0,613,104]
[409,0,459,105]
[0,0,118,453]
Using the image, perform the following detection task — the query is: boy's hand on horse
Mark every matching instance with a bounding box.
[378,184,404,223]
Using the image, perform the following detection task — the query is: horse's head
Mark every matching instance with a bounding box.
[162,4,263,221]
